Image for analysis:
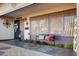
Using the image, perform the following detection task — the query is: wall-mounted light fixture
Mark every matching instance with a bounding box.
[24,18,29,30]
[24,18,28,25]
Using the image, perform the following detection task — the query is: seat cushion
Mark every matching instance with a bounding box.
[38,35,45,40]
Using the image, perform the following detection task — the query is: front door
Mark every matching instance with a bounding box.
[14,20,20,39]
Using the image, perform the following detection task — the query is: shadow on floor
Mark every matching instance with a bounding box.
[0,51,5,55]
[0,47,11,50]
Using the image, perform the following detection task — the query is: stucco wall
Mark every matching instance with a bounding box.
[0,18,14,40]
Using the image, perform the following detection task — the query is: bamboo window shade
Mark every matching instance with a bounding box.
[30,9,76,36]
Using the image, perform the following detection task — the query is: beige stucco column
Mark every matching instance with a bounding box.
[77,3,79,55]
[24,17,30,40]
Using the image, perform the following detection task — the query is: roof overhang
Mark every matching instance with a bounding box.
[1,3,76,18]
[0,3,33,16]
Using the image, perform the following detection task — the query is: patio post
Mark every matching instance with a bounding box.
[77,3,79,55]
[24,17,30,40]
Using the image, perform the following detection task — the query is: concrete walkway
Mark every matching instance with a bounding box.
[0,40,76,56]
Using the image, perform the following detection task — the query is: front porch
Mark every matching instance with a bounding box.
[0,3,77,56]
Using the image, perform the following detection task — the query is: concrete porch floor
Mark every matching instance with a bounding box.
[0,40,76,56]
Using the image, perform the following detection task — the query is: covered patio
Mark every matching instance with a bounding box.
[0,3,77,56]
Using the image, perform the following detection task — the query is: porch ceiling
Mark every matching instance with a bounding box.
[3,3,76,18]
[0,3,33,16]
